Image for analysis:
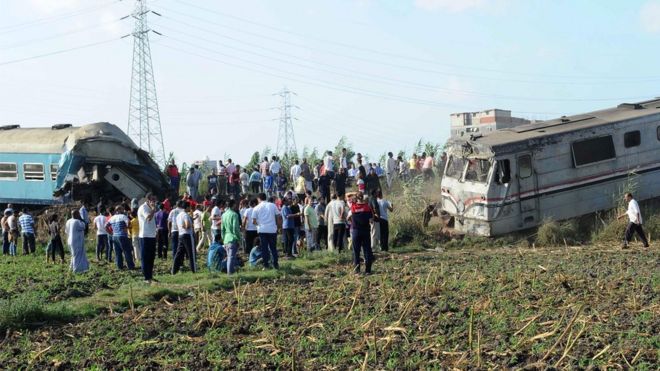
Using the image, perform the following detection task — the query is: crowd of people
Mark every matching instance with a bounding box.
[1,149,444,283]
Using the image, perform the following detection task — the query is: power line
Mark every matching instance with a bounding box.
[159,35,654,106]
[152,5,660,87]
[166,0,660,82]
[0,0,121,35]
[0,17,128,51]
[0,38,122,67]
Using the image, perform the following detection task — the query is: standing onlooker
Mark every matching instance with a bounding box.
[252,193,281,269]
[240,168,250,195]
[334,167,347,197]
[79,203,89,236]
[249,168,262,194]
[7,210,18,256]
[94,208,110,261]
[242,199,258,255]
[377,191,393,252]
[315,198,327,249]
[1,210,10,255]
[263,170,274,198]
[172,201,196,274]
[108,206,135,270]
[221,199,241,274]
[167,159,180,196]
[348,192,374,274]
[301,158,314,192]
[186,167,200,200]
[193,204,204,249]
[290,160,302,185]
[368,191,381,251]
[155,203,169,259]
[210,198,224,242]
[304,197,319,252]
[168,201,184,258]
[340,148,348,171]
[386,152,397,190]
[66,210,89,273]
[48,214,65,264]
[281,198,295,258]
[138,194,158,283]
[617,192,650,249]
[129,210,140,264]
[207,168,218,195]
[324,151,335,178]
[422,152,435,180]
[327,194,347,252]
[397,155,408,181]
[18,208,36,255]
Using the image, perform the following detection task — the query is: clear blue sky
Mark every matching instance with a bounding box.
[1,0,659,165]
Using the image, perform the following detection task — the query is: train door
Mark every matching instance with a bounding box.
[516,153,539,227]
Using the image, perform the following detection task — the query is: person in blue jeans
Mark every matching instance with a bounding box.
[107,206,135,270]
[347,192,374,275]
[280,198,296,258]
[252,193,282,269]
[221,199,242,274]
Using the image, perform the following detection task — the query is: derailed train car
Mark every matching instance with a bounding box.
[440,99,660,236]
[0,122,170,205]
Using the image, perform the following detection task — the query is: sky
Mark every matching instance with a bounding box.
[1,0,659,165]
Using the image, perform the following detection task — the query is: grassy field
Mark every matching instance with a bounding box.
[0,238,657,369]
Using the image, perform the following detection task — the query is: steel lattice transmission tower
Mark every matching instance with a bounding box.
[126,0,166,167]
[275,87,298,158]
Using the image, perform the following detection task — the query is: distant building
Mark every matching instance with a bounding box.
[450,109,531,137]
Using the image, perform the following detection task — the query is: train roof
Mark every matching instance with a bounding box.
[464,98,660,149]
[0,122,137,154]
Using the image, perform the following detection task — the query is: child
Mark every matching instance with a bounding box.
[129,210,140,264]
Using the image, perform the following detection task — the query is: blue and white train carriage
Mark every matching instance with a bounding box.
[440,98,660,236]
[0,122,170,206]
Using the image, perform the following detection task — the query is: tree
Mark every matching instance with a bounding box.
[245,151,261,171]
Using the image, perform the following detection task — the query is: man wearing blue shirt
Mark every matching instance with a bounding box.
[18,209,35,255]
[107,206,135,270]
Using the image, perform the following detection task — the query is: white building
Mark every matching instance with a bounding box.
[450,109,531,137]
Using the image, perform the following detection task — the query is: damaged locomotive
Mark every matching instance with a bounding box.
[0,122,170,205]
[440,98,660,236]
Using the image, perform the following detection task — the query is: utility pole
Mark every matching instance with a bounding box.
[275,87,298,159]
[126,0,166,167]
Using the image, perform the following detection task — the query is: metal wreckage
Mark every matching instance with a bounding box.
[0,122,170,205]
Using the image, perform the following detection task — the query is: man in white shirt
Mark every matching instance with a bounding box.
[252,192,282,269]
[94,208,110,261]
[290,160,302,184]
[168,202,183,257]
[340,148,348,170]
[269,156,281,176]
[210,199,224,241]
[377,191,394,252]
[172,201,196,274]
[385,152,398,190]
[138,193,158,282]
[323,151,335,178]
[617,192,649,249]
[326,194,347,252]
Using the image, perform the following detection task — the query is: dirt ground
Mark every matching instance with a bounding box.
[0,244,658,369]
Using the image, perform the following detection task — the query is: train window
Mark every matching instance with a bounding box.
[23,163,44,181]
[494,159,511,184]
[624,131,640,148]
[465,159,491,183]
[518,155,532,178]
[445,156,467,179]
[0,163,17,181]
[50,164,59,181]
[572,135,616,167]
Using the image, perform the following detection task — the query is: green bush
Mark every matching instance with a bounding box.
[0,291,75,331]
